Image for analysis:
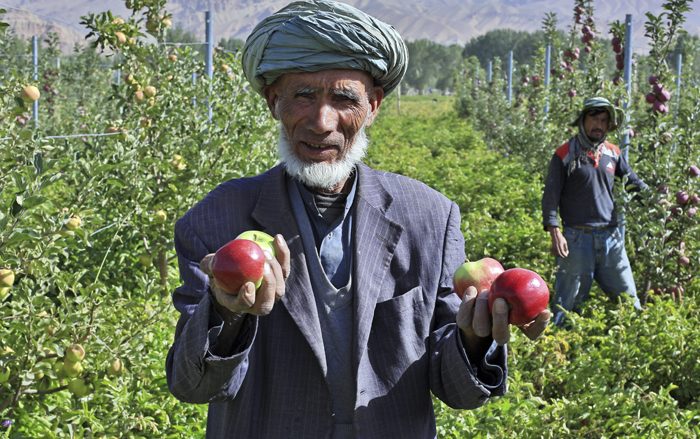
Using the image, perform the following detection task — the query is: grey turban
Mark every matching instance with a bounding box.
[242,0,408,95]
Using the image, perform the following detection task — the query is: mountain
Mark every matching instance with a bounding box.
[2,0,699,52]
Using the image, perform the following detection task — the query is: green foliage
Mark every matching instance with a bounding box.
[368,96,550,274]
[1,0,699,436]
[436,292,700,438]
[1,1,276,436]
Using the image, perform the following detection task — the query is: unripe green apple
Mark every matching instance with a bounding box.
[65,343,85,363]
[108,358,123,376]
[67,378,91,397]
[53,359,66,378]
[115,31,127,45]
[453,257,504,299]
[0,366,10,383]
[65,215,82,231]
[143,85,157,98]
[235,230,276,258]
[37,375,52,391]
[154,210,167,223]
[138,254,152,268]
[62,360,83,378]
[0,269,15,288]
[20,85,40,102]
[0,287,10,301]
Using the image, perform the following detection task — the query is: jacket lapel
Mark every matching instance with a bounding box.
[251,165,327,375]
[352,164,403,371]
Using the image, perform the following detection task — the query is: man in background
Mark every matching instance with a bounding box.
[542,96,647,326]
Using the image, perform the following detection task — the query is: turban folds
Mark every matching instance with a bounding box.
[242,0,408,95]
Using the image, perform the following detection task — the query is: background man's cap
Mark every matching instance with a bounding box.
[570,97,621,131]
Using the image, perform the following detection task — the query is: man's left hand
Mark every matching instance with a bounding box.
[456,286,551,350]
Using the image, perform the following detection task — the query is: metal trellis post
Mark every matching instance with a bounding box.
[507,50,513,104]
[675,52,682,119]
[622,14,633,162]
[544,44,551,115]
[205,10,214,122]
[32,36,39,129]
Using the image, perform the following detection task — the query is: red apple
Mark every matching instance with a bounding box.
[653,101,668,114]
[656,88,671,103]
[452,257,504,299]
[689,165,700,177]
[488,268,550,325]
[211,239,266,293]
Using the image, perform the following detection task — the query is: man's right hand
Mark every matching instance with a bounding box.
[200,234,291,316]
[548,227,569,258]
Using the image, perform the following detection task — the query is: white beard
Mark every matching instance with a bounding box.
[277,123,369,191]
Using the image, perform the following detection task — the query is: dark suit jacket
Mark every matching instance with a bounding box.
[166,163,507,438]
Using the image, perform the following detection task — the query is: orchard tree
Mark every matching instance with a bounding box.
[1,0,276,436]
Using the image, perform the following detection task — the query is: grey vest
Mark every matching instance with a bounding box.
[289,182,356,439]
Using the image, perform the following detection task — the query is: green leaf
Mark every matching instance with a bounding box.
[4,231,40,246]
[11,196,24,216]
[33,151,44,175]
[21,196,47,210]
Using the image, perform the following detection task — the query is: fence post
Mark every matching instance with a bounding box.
[621,14,633,162]
[675,52,682,118]
[32,36,39,129]
[205,10,214,122]
[192,72,198,107]
[506,50,513,104]
[544,44,551,115]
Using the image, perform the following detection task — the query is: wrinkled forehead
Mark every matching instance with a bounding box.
[275,69,376,92]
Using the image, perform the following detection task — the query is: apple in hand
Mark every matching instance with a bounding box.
[211,238,266,293]
[488,268,550,325]
[236,230,276,257]
[453,257,504,299]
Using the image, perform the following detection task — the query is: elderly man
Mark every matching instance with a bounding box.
[166,1,549,437]
[542,97,648,327]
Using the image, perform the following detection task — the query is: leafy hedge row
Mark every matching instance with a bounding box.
[369,95,700,438]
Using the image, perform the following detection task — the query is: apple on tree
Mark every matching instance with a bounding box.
[0,269,15,288]
[67,378,91,397]
[20,85,40,103]
[452,257,504,299]
[211,238,267,294]
[65,343,85,363]
[488,268,550,326]
[62,360,84,378]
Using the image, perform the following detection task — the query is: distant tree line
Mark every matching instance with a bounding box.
[402,28,700,95]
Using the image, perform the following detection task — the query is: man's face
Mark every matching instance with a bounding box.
[264,69,384,192]
[583,111,610,142]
